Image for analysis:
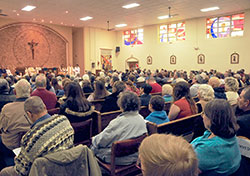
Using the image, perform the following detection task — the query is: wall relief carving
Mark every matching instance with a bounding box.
[0,22,67,72]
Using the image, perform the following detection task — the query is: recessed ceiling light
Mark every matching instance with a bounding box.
[41,19,44,22]
[200,6,220,12]
[122,3,140,9]
[158,15,170,20]
[65,11,69,14]
[33,18,36,21]
[49,21,53,23]
[22,5,36,11]
[61,22,64,24]
[16,13,20,16]
[115,24,127,28]
[80,16,93,21]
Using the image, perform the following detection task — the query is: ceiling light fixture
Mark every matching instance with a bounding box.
[49,21,53,23]
[80,16,93,21]
[65,11,69,14]
[22,5,36,11]
[122,3,140,9]
[41,19,44,22]
[200,6,220,12]
[115,24,127,28]
[158,15,170,20]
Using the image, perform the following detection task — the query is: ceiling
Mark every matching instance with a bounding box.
[0,0,250,30]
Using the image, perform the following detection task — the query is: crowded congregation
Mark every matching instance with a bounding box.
[1,0,250,176]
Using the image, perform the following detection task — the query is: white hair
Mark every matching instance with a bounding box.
[15,79,31,98]
[198,84,214,101]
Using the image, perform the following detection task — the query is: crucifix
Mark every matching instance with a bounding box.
[28,40,39,60]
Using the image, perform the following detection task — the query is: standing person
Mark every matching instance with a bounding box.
[0,96,74,176]
[31,74,57,110]
[191,99,241,175]
[168,81,197,120]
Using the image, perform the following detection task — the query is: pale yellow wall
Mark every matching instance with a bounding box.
[83,27,116,73]
[114,9,250,73]
[73,28,84,75]
[0,18,73,66]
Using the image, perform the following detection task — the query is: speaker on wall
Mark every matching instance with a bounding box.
[115,46,120,53]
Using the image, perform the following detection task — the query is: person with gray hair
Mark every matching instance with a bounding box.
[190,74,204,97]
[236,86,250,139]
[225,77,239,106]
[31,74,57,110]
[0,96,74,176]
[92,91,147,166]
[0,79,31,170]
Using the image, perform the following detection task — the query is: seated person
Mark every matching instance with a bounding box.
[82,80,93,94]
[139,134,199,176]
[146,76,162,93]
[191,99,241,175]
[0,79,16,111]
[145,96,169,125]
[59,82,94,123]
[0,96,74,176]
[87,79,111,101]
[168,81,197,120]
[236,86,250,139]
[140,84,152,106]
[126,80,140,96]
[91,91,147,165]
[31,74,57,110]
[208,77,227,100]
[0,79,31,170]
[161,84,173,102]
[224,77,239,106]
[100,81,126,113]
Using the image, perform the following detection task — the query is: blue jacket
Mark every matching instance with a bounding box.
[145,111,170,125]
[191,130,241,175]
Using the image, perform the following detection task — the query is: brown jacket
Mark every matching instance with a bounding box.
[0,98,31,150]
[29,145,101,176]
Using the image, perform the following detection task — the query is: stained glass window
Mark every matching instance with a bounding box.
[206,13,244,39]
[159,22,185,43]
[123,29,143,46]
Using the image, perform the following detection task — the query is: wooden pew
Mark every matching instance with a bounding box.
[99,110,122,132]
[139,106,151,118]
[146,113,202,138]
[91,99,105,112]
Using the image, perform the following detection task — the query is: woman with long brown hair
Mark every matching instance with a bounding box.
[87,79,110,101]
[59,82,94,123]
[168,81,197,120]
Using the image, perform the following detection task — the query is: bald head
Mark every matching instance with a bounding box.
[208,77,220,88]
